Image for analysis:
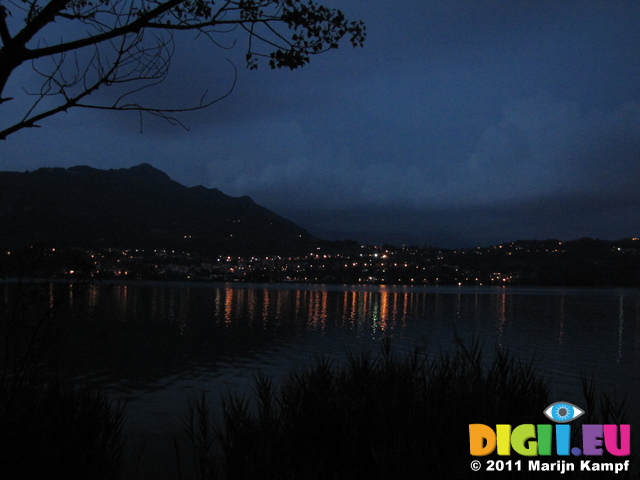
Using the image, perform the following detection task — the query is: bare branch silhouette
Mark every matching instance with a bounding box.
[0,0,365,139]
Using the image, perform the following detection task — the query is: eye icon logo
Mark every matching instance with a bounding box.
[543,402,584,423]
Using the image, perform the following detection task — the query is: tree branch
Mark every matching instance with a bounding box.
[21,0,185,61]
[0,65,107,140]
[77,61,237,132]
[0,0,366,139]
[0,6,13,47]
[12,0,71,50]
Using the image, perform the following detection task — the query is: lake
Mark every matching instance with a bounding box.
[3,281,640,478]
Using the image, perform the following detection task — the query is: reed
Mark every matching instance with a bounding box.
[179,340,635,479]
[180,341,574,479]
[1,279,125,479]
[176,392,220,480]
[0,374,125,479]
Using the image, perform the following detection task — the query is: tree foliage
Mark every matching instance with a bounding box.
[0,0,365,139]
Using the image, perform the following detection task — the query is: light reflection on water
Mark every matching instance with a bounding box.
[49,283,640,399]
[4,281,640,478]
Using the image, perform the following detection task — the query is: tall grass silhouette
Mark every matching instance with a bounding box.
[179,339,635,479]
[1,267,125,479]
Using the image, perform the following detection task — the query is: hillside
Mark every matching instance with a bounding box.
[0,163,315,255]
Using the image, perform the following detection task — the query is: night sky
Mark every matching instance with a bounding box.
[3,0,640,247]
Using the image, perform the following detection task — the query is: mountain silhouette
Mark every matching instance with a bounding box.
[0,163,315,255]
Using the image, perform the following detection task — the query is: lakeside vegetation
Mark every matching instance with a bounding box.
[0,279,125,479]
[199,341,550,479]
[177,341,634,480]
[0,332,634,479]
[0,376,125,479]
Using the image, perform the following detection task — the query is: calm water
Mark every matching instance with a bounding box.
[4,281,640,477]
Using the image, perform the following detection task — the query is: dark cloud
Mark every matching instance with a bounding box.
[293,190,640,248]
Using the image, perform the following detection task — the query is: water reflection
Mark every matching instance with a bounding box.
[3,281,640,480]
[3,281,640,404]
[557,292,565,345]
[132,285,430,337]
[223,287,232,323]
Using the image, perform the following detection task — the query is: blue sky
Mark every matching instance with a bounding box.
[3,0,640,247]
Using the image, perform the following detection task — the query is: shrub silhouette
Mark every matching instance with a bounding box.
[183,341,554,479]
